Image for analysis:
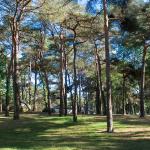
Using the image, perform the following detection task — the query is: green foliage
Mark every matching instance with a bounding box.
[0,48,6,96]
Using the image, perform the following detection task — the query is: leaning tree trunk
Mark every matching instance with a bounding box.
[103,0,113,132]
[140,45,147,118]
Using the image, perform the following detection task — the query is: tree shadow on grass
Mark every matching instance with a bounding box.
[0,114,150,150]
[117,116,150,127]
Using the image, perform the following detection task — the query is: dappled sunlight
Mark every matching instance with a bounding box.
[0,114,150,150]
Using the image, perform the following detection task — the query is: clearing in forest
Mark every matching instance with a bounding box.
[0,114,150,150]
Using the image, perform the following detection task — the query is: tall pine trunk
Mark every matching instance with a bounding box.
[73,43,77,122]
[122,73,126,115]
[64,53,68,116]
[12,21,20,120]
[140,45,147,117]
[44,71,51,115]
[28,60,32,106]
[0,97,2,113]
[94,44,101,115]
[39,73,47,109]
[59,35,65,116]
[33,69,37,112]
[78,75,82,114]
[103,0,113,132]
[68,73,73,113]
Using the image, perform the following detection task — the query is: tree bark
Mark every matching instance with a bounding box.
[94,43,102,115]
[10,0,32,119]
[98,62,107,116]
[28,60,32,106]
[78,75,82,113]
[59,35,65,116]
[64,53,68,116]
[139,45,147,118]
[73,42,77,122]
[39,73,47,109]
[44,71,51,115]
[0,95,2,113]
[12,21,20,120]
[85,92,89,114]
[33,69,37,111]
[68,73,73,113]
[103,0,113,132]
[122,73,126,115]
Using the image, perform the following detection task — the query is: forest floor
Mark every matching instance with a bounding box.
[0,113,150,150]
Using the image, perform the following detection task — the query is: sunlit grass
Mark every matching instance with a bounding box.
[0,113,150,150]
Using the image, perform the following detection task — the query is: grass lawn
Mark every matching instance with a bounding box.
[0,113,150,150]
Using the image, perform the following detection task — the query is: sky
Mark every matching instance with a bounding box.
[77,0,88,5]
[78,0,150,5]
